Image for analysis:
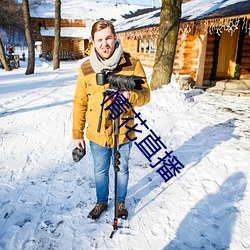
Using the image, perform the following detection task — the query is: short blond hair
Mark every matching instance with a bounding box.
[91,20,116,40]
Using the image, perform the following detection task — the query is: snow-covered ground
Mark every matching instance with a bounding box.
[0,49,250,250]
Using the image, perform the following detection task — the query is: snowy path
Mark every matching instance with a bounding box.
[0,59,250,249]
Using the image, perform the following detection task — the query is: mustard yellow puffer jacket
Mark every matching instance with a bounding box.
[72,52,150,148]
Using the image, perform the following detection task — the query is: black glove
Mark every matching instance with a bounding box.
[72,146,86,162]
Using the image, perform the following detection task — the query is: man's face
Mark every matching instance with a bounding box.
[93,27,117,60]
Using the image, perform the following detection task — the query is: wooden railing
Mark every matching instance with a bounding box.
[46,51,83,61]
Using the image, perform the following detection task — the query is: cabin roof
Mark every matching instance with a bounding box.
[115,8,160,33]
[40,27,91,39]
[30,0,151,20]
[115,0,250,32]
[182,0,250,21]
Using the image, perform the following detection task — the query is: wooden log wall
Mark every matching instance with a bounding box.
[72,38,87,55]
[203,34,215,82]
[120,39,137,54]
[183,35,198,79]
[120,38,156,68]
[61,38,74,52]
[32,18,86,29]
[240,35,250,79]
[41,37,86,58]
[173,34,199,80]
[41,37,53,58]
[173,34,185,75]
[134,53,156,68]
[120,31,200,77]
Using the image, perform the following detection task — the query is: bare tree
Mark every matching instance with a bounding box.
[22,0,35,75]
[0,0,24,38]
[0,37,11,71]
[151,0,182,90]
[53,0,61,70]
[0,0,23,71]
[29,0,47,8]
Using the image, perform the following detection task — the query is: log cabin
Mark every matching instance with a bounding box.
[115,0,250,92]
[30,1,152,61]
[31,18,92,60]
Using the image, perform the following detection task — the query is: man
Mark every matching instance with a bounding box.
[73,20,150,220]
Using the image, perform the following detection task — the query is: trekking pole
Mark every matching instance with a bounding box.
[110,104,121,238]
[97,91,107,133]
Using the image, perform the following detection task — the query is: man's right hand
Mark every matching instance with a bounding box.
[74,139,85,149]
[72,139,86,162]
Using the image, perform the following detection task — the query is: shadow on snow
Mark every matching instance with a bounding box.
[0,100,73,117]
[163,172,247,249]
[128,118,240,216]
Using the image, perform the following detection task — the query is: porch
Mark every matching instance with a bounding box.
[205,79,250,97]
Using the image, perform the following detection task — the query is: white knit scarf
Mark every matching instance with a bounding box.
[90,41,123,73]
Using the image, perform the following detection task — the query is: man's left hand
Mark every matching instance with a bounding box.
[121,90,130,100]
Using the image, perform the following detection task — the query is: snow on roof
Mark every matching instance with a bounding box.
[182,0,250,21]
[114,0,250,32]
[30,0,151,20]
[114,8,160,32]
[40,27,92,39]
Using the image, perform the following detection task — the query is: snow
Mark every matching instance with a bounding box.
[182,0,249,21]
[40,27,92,39]
[30,0,152,20]
[115,9,160,32]
[115,0,249,32]
[93,0,161,7]
[0,48,250,249]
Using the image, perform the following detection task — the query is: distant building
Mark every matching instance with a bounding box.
[31,18,92,60]
[30,1,151,60]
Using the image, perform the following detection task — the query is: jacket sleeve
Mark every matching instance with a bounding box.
[72,68,88,140]
[129,59,150,107]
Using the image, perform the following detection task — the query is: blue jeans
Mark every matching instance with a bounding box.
[90,141,132,205]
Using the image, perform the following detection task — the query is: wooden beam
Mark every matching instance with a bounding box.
[195,32,207,87]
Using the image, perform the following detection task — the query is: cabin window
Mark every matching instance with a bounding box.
[150,38,155,53]
[137,38,156,54]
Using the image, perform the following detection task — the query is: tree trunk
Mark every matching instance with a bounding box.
[151,0,182,90]
[0,37,11,71]
[22,0,35,75]
[53,0,61,70]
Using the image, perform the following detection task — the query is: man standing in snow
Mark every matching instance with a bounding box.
[72,20,150,220]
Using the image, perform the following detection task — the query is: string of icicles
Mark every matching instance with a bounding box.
[179,15,250,36]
